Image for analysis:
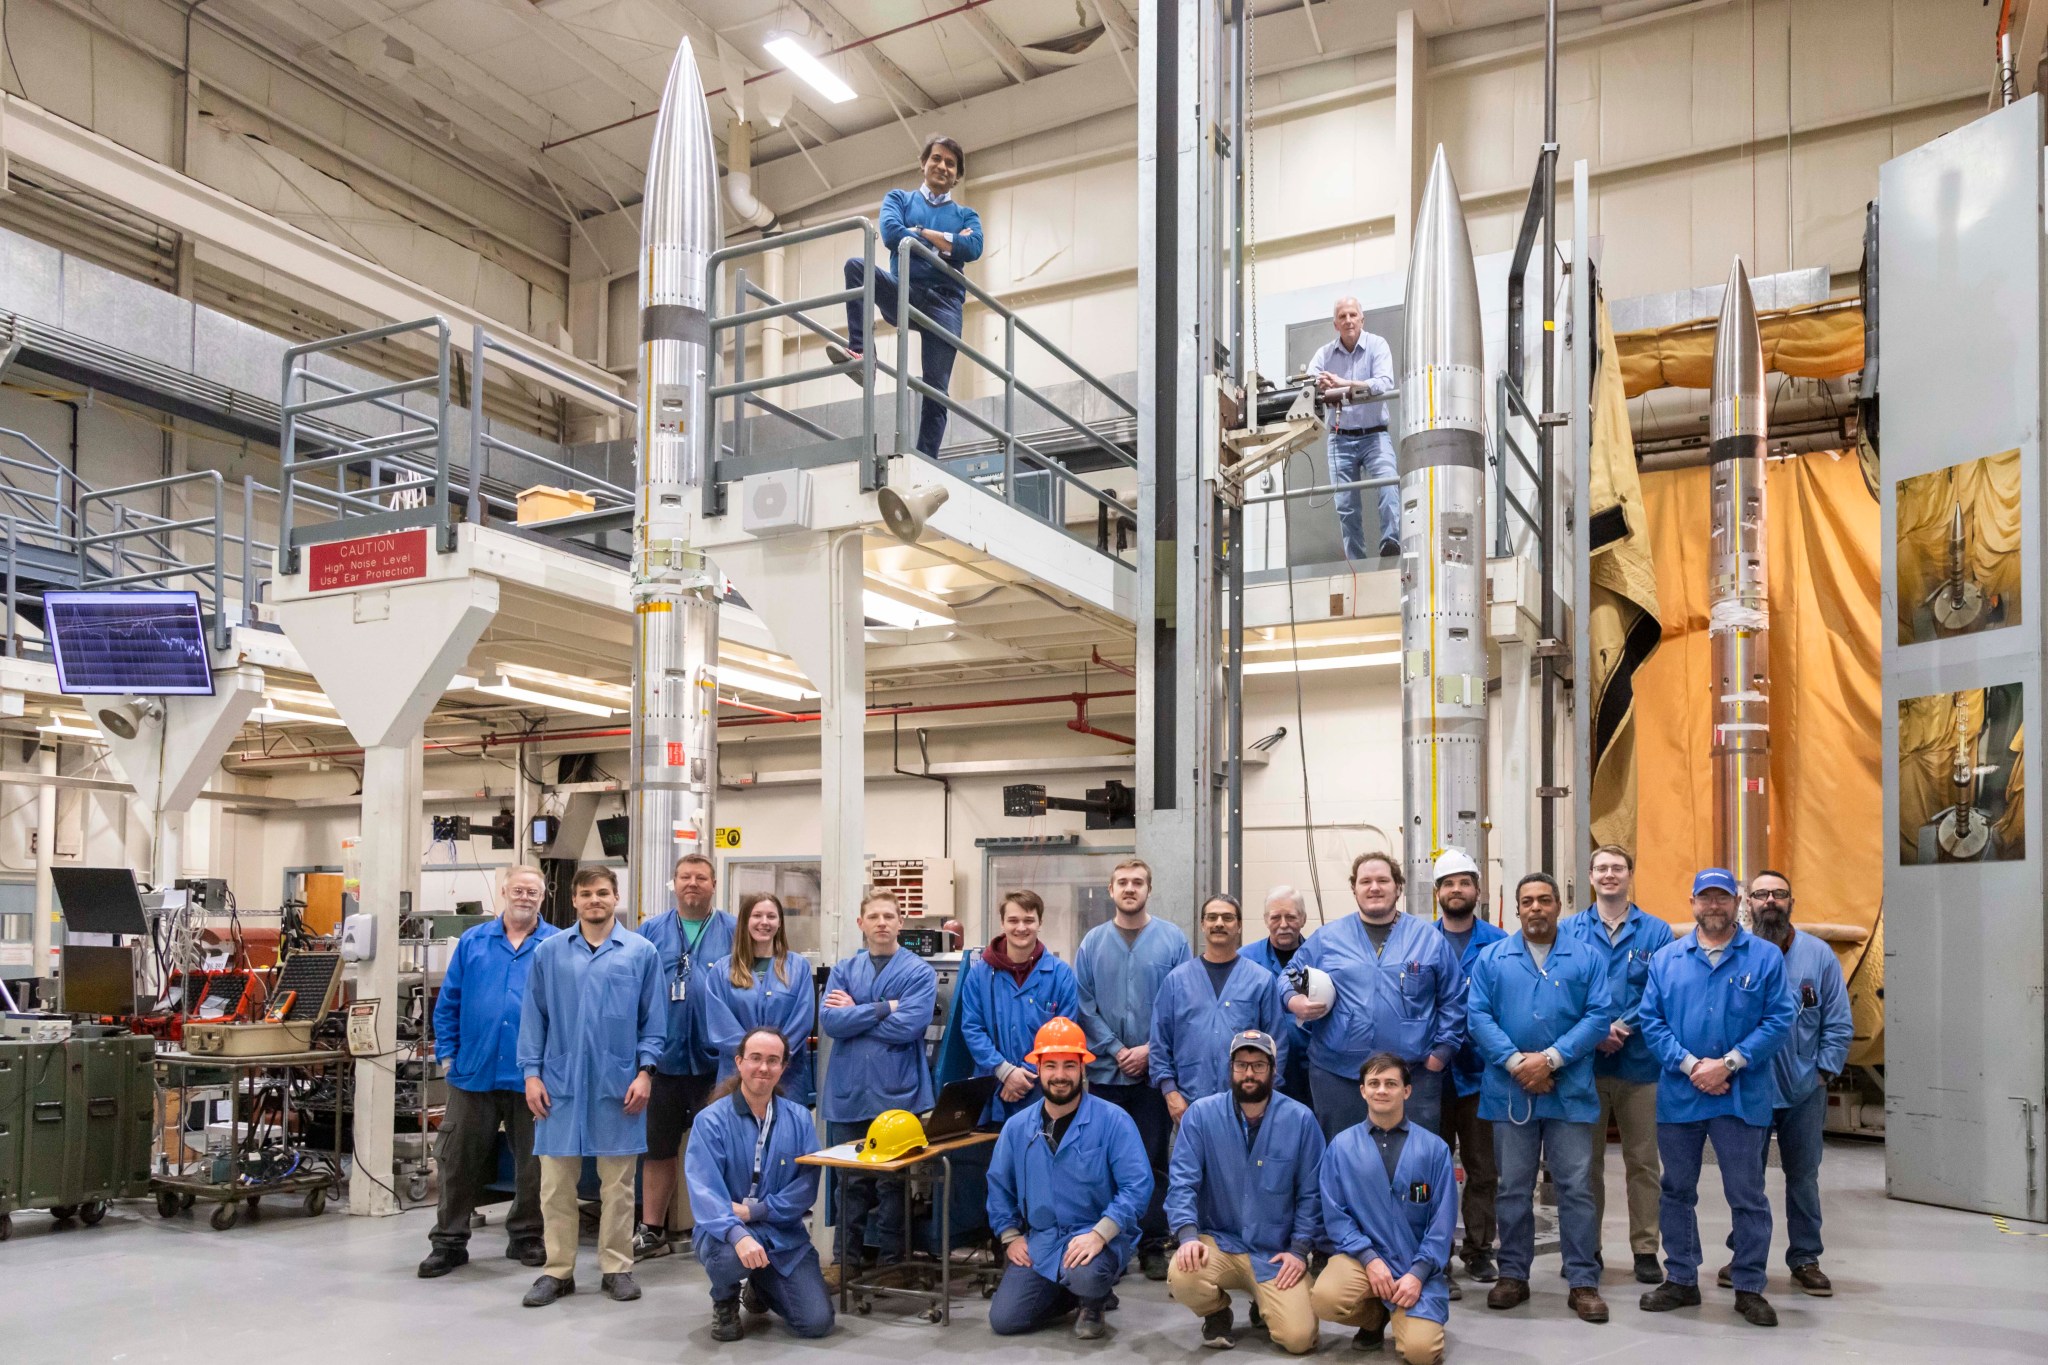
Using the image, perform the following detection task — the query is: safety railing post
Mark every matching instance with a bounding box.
[242,476,257,626]
[734,266,751,471]
[435,320,455,550]
[1494,373,1509,557]
[1003,316,1017,503]
[3,517,16,658]
[210,472,227,649]
[469,323,488,529]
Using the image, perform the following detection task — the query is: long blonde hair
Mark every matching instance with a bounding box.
[729,892,792,990]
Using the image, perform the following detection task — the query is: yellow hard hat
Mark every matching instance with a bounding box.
[855,1109,927,1163]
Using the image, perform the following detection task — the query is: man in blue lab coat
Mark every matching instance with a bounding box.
[957,888,1081,1123]
[1429,847,1506,1293]
[1151,894,1289,1116]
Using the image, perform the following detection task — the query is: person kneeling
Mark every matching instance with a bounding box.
[1309,1053,1456,1364]
[1165,1030,1324,1354]
[685,1027,834,1342]
[986,1017,1153,1340]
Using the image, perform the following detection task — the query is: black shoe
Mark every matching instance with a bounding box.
[1638,1281,1701,1313]
[1446,1271,1462,1301]
[1734,1290,1778,1327]
[1351,1323,1385,1352]
[1378,538,1401,559]
[742,1281,766,1315]
[1202,1306,1235,1349]
[1075,1305,1106,1340]
[1463,1248,1498,1282]
[632,1224,672,1260]
[417,1247,468,1278]
[1248,1302,1265,1331]
[1141,1245,1170,1281]
[712,1297,745,1342]
[1633,1252,1661,1284]
[1103,1291,1121,1312]
[1790,1263,1833,1297]
[601,1272,641,1302]
[523,1274,573,1307]
[507,1240,547,1267]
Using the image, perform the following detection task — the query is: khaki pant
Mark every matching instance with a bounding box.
[1167,1236,1319,1355]
[1309,1254,1446,1365]
[1593,1075,1661,1256]
[539,1154,636,1280]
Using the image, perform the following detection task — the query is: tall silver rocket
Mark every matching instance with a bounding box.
[629,39,723,926]
[1708,258,1770,889]
[1397,147,1488,898]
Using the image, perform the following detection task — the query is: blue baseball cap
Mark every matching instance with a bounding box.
[1691,868,1740,896]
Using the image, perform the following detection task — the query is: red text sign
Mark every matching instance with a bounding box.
[308,529,430,593]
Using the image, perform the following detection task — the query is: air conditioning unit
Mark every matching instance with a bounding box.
[740,468,813,535]
[866,857,955,921]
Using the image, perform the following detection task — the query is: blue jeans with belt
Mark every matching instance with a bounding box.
[1327,429,1399,559]
[842,259,963,457]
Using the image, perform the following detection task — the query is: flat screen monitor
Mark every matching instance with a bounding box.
[46,589,215,696]
[60,944,136,1016]
[50,866,151,937]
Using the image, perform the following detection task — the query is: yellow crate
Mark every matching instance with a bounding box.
[516,485,597,524]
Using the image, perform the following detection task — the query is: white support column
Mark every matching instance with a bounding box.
[353,738,423,1216]
[33,745,57,983]
[1392,10,1428,273]
[819,531,866,961]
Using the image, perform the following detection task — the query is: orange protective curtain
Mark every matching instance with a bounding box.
[1616,304,1865,398]
[1631,452,1882,1004]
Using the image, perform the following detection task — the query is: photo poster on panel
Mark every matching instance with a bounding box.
[1895,449,2022,645]
[1897,684,2026,865]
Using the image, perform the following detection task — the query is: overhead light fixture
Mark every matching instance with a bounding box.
[1241,650,1401,677]
[764,33,857,104]
[862,587,954,630]
[497,663,631,706]
[37,720,104,740]
[249,705,342,726]
[471,682,617,719]
[717,664,819,702]
[1242,631,1399,654]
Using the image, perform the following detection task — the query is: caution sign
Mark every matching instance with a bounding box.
[713,827,742,850]
[666,741,686,766]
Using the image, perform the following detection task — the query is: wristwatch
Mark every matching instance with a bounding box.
[638,1064,657,1077]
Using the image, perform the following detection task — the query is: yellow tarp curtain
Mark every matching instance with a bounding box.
[1629,451,1883,1059]
[1894,448,2022,639]
[1616,304,1865,398]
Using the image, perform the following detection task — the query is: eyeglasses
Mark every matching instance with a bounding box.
[1749,889,1792,902]
[1230,1060,1273,1074]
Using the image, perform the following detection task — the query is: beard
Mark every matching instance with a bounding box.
[1437,893,1475,918]
[1042,1073,1083,1104]
[1233,1075,1274,1106]
[1753,906,1791,938]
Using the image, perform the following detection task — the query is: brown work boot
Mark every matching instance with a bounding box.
[1486,1278,1529,1310]
[1568,1286,1610,1323]
[1789,1263,1833,1297]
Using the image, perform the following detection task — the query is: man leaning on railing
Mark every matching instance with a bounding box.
[828,134,983,458]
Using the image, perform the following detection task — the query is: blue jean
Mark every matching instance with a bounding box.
[699,1236,835,1338]
[1327,429,1398,559]
[1724,1083,1827,1268]
[843,259,963,457]
[988,1256,1119,1335]
[826,1119,907,1259]
[1657,1116,1770,1293]
[1309,1063,1443,1142]
[1493,1117,1600,1287]
[1094,1083,1170,1248]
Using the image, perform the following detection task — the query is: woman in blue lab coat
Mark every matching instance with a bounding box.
[705,894,816,1106]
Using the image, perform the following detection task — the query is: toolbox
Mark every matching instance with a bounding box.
[0,1030,156,1239]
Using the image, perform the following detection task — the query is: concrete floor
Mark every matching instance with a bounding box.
[3,1139,2045,1363]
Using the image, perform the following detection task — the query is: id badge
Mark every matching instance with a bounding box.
[670,976,689,1004]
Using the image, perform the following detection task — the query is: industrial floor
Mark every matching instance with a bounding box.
[3,1140,2044,1364]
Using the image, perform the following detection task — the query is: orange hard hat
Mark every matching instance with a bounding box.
[1025,1015,1095,1065]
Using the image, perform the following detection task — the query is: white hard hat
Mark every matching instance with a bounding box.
[1287,965,1337,1010]
[1433,847,1481,883]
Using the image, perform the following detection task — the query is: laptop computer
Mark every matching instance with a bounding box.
[923,1075,999,1141]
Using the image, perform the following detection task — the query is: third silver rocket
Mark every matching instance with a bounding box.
[1708,258,1769,889]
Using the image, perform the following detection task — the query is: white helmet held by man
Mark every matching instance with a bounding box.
[1287,965,1338,1010]
[1432,846,1481,884]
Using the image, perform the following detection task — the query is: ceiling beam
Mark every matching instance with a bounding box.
[786,0,939,112]
[959,9,1040,86]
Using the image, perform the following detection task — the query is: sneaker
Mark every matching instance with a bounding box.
[1486,1278,1529,1311]
[1734,1290,1778,1327]
[1790,1263,1833,1297]
[1075,1305,1107,1340]
[1377,539,1401,559]
[826,341,865,373]
[1248,1301,1265,1331]
[1715,1262,1734,1289]
[1463,1248,1498,1282]
[1351,1323,1385,1352]
[1202,1306,1235,1349]
[601,1271,641,1302]
[522,1274,573,1307]
[1568,1286,1610,1323]
[417,1247,468,1278]
[507,1240,547,1267]
[632,1224,672,1260]
[712,1297,744,1342]
[1637,1281,1701,1313]
[1632,1252,1661,1284]
[1140,1245,1170,1281]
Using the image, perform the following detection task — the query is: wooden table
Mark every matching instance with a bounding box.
[798,1130,997,1325]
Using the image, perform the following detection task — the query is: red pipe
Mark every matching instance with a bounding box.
[1090,647,1136,679]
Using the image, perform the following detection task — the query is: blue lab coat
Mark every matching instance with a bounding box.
[434,916,559,1093]
[1764,929,1853,1109]
[818,948,937,1124]
[1075,917,1191,1086]
[638,907,737,1077]
[517,920,664,1158]
[1637,928,1797,1127]
[1243,935,1313,1059]
[685,1091,822,1277]
[1463,932,1615,1124]
[1559,904,1675,1085]
[1321,1117,1459,1325]
[1439,917,1508,1099]
[879,188,985,299]
[986,1092,1153,1285]
[704,954,816,1106]
[1283,913,1466,1077]
[956,946,1081,1122]
[1148,955,1289,1104]
[1164,1091,1325,1280]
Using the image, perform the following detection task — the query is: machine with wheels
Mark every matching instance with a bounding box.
[0,1028,156,1241]
[148,1049,344,1231]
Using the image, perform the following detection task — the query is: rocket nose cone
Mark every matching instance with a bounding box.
[1404,145,1483,374]
[661,37,706,105]
[1710,257,1765,437]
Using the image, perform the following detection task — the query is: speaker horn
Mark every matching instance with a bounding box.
[876,483,948,544]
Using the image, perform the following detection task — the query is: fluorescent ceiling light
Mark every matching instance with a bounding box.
[37,721,104,740]
[1243,631,1398,654]
[264,685,337,710]
[498,663,630,705]
[470,682,617,718]
[862,588,953,630]
[764,34,857,103]
[717,665,819,702]
[250,706,341,726]
[1241,650,1401,676]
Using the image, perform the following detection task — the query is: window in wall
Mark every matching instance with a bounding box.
[983,849,1129,961]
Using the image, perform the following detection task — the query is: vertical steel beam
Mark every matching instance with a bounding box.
[1569,160,1594,886]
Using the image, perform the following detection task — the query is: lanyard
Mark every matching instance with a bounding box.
[748,1101,776,1198]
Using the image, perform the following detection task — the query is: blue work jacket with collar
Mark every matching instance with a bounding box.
[517,920,664,1158]
[704,953,816,1107]
[817,947,937,1124]
[1638,927,1797,1127]
[1242,935,1313,1055]
[1464,931,1616,1124]
[1440,917,1508,1099]
[986,1092,1152,1285]
[1165,1091,1325,1280]
[1764,929,1853,1109]
[638,907,737,1077]
[1149,955,1289,1104]
[434,915,559,1093]
[1559,904,1676,1084]
[1283,912,1466,1076]
[1321,1117,1458,1326]
[685,1091,821,1278]
[957,946,1081,1122]
[1074,916,1191,1086]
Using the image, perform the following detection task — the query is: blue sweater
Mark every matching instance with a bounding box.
[879,188,984,300]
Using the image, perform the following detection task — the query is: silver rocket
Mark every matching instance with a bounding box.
[629,39,723,926]
[1708,258,1769,890]
[1930,500,1986,632]
[1397,147,1488,898]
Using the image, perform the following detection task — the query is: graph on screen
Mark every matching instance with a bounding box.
[47,590,215,695]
